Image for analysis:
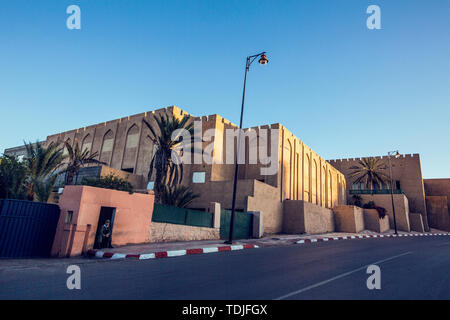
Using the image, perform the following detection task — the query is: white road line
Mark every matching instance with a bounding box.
[274,251,412,300]
[435,241,450,247]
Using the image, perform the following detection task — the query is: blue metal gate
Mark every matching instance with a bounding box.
[0,199,60,258]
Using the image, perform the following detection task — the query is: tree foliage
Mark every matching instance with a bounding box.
[63,139,105,185]
[143,113,194,202]
[81,174,134,194]
[160,184,200,208]
[348,157,390,191]
[0,155,28,200]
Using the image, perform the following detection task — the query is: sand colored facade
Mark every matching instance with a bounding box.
[333,205,365,233]
[51,185,154,257]
[328,154,429,231]
[43,106,347,234]
[424,179,450,231]
[363,209,390,233]
[359,194,411,232]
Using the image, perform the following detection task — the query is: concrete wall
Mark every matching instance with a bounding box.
[425,196,450,231]
[333,205,364,233]
[51,185,154,257]
[409,213,425,232]
[246,180,284,234]
[363,209,390,233]
[328,154,429,231]
[283,200,334,234]
[424,179,450,231]
[149,222,219,243]
[359,194,411,232]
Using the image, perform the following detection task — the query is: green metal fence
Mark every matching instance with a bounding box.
[220,209,253,240]
[349,189,403,195]
[152,204,213,228]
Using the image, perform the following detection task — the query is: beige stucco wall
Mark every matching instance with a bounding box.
[283,200,334,234]
[149,222,219,243]
[329,154,429,231]
[424,179,450,231]
[363,209,390,233]
[409,213,425,232]
[425,196,450,231]
[333,205,364,233]
[359,194,410,232]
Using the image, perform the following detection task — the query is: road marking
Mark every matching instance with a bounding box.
[435,241,450,247]
[274,251,412,300]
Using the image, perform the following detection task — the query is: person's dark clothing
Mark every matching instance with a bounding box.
[98,224,112,248]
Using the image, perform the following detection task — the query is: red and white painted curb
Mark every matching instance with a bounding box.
[87,243,259,260]
[296,232,450,244]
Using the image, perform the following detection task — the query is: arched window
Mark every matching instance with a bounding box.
[122,125,140,173]
[63,138,72,157]
[304,154,310,202]
[81,134,92,153]
[283,142,292,200]
[321,166,326,207]
[100,130,114,164]
[312,160,317,204]
[328,170,333,208]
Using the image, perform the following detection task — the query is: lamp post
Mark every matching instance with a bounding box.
[225,52,269,244]
[388,150,401,235]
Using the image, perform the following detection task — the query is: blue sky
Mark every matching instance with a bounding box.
[0,0,449,178]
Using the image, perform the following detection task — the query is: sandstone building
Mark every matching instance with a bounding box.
[39,106,346,234]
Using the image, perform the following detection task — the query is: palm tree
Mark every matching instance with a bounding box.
[348,157,390,191]
[160,185,200,208]
[24,141,66,201]
[32,174,58,203]
[63,139,105,185]
[143,113,194,202]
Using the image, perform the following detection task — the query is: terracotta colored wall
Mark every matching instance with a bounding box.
[52,185,154,257]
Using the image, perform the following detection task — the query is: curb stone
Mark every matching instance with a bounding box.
[87,243,259,260]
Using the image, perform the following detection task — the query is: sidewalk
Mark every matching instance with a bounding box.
[87,228,449,260]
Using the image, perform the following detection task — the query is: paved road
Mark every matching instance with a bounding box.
[1,236,450,299]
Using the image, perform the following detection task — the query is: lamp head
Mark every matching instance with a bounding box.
[395,151,401,158]
[258,53,269,65]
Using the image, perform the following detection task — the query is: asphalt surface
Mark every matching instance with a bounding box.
[1,236,450,299]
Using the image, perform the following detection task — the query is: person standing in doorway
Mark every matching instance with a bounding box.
[99,219,113,248]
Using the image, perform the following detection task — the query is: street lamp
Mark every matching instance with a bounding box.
[388,150,401,235]
[225,52,269,244]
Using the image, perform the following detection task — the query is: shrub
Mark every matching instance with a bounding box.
[362,200,387,219]
[81,174,134,194]
[351,194,362,207]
